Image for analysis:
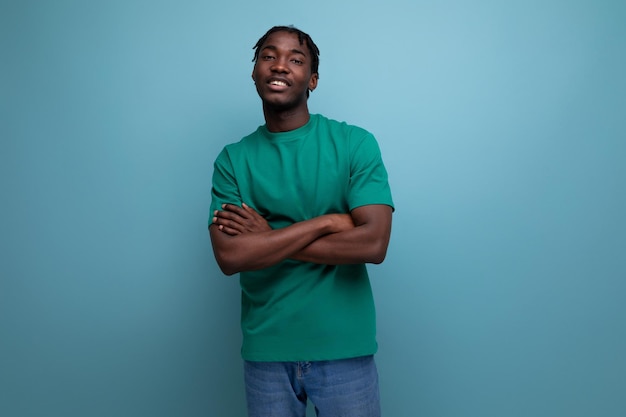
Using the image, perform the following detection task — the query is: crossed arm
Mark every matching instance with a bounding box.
[209,203,392,275]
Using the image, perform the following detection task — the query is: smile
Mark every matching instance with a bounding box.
[269,80,288,86]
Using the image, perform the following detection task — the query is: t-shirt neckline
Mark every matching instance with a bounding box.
[260,114,319,142]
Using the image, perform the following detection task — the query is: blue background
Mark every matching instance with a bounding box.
[1,1,624,416]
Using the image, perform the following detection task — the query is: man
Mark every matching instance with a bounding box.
[209,25,394,417]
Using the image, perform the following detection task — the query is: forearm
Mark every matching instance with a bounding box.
[210,214,338,275]
[291,222,390,265]
[292,204,393,265]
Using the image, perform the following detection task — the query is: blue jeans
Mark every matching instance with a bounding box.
[244,355,381,417]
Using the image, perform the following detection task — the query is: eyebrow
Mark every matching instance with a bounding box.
[262,45,307,57]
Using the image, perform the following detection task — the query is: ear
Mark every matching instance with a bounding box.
[308,73,319,92]
[251,72,256,83]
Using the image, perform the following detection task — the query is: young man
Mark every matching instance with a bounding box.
[209,25,394,417]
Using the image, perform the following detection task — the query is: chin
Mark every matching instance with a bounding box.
[261,95,305,111]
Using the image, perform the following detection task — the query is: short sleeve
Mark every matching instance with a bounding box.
[209,147,242,225]
[347,131,394,211]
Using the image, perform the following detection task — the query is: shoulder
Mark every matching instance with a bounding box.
[228,126,265,150]
[314,114,369,134]
[217,126,265,159]
[312,114,375,145]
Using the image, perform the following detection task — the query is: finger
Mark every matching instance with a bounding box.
[214,209,247,223]
[222,203,250,218]
[242,203,265,220]
[217,224,241,236]
[213,216,245,233]
[242,202,256,213]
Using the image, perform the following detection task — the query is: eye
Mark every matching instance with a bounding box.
[291,59,303,65]
[262,55,275,61]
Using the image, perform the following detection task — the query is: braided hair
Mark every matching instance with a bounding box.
[252,25,320,78]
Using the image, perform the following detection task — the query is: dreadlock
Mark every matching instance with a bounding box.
[252,25,320,77]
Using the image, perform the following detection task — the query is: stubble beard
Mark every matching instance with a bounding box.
[261,92,308,113]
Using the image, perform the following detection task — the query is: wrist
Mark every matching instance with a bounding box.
[320,214,337,234]
[325,213,353,234]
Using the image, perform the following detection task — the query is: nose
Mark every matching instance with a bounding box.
[270,57,290,73]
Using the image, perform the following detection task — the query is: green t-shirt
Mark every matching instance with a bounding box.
[210,114,394,361]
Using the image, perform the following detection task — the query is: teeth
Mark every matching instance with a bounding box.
[270,80,287,86]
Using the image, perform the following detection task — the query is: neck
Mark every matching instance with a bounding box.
[263,104,311,133]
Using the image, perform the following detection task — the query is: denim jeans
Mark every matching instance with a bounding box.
[244,355,381,417]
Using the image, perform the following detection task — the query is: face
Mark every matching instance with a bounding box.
[252,31,318,111]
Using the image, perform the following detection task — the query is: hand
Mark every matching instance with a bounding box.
[212,203,272,235]
[326,213,355,234]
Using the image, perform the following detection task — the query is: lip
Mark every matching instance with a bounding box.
[266,77,291,91]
